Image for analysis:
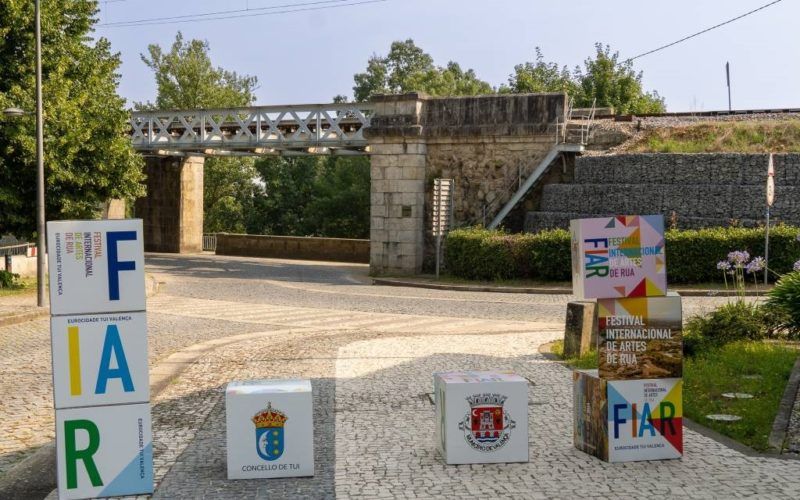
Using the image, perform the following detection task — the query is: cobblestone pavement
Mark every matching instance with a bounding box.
[2,253,799,498]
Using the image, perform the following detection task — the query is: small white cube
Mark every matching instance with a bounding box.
[434,371,529,465]
[225,379,314,479]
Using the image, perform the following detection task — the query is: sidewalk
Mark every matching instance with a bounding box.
[0,274,161,327]
[373,276,771,297]
[0,293,48,327]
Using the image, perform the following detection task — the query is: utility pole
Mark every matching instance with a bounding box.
[35,0,46,307]
[766,154,775,285]
[726,62,732,112]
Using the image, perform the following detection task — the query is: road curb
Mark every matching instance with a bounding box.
[768,357,800,453]
[372,278,570,294]
[0,308,48,327]
[0,275,160,329]
[372,277,767,297]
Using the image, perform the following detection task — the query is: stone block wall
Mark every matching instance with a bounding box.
[216,233,369,263]
[3,254,44,278]
[135,155,204,253]
[366,92,567,274]
[526,153,800,231]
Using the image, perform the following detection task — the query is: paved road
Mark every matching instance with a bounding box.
[1,253,798,499]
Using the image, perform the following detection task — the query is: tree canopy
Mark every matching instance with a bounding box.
[574,44,665,114]
[501,47,578,95]
[0,0,144,238]
[248,156,370,239]
[353,39,492,101]
[504,45,665,114]
[137,32,257,110]
[138,32,260,233]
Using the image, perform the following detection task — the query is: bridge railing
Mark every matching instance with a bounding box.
[130,103,374,154]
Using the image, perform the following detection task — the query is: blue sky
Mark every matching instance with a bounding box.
[95,0,799,111]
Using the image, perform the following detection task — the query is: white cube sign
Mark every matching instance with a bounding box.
[51,312,149,409]
[47,219,146,315]
[226,379,314,479]
[55,403,153,500]
[47,219,152,500]
[434,371,528,465]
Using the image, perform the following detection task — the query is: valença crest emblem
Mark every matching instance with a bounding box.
[458,393,515,452]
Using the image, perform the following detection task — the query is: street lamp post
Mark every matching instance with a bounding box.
[4,1,46,307]
[34,0,45,308]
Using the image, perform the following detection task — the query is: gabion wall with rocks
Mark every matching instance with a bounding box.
[525,153,800,232]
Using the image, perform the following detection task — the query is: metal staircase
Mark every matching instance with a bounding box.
[487,98,594,230]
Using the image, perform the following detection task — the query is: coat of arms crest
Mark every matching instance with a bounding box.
[459,393,515,452]
[253,402,287,461]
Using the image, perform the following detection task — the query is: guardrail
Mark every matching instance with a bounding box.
[0,243,35,257]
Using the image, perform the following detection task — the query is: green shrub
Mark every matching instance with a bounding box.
[444,227,572,281]
[0,270,20,289]
[529,228,572,281]
[444,228,517,280]
[684,302,777,354]
[766,271,800,337]
[444,225,800,284]
[665,225,800,283]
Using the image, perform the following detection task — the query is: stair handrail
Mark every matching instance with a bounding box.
[562,95,575,144]
[581,98,596,145]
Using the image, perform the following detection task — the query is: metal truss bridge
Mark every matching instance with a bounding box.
[129,103,373,156]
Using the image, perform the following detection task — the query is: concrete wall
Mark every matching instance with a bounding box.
[366,92,567,274]
[216,233,369,263]
[101,199,126,219]
[135,155,204,253]
[526,153,800,231]
[3,254,45,277]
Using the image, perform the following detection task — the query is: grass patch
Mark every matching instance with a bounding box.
[550,338,798,451]
[684,341,798,451]
[0,276,36,297]
[549,340,599,369]
[627,120,800,153]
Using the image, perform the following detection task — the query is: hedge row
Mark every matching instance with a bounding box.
[444,226,800,284]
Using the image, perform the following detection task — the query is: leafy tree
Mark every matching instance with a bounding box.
[246,155,370,239]
[138,32,260,233]
[352,39,492,101]
[304,157,370,238]
[504,45,665,114]
[203,158,257,233]
[137,32,257,110]
[502,47,578,95]
[0,0,144,238]
[247,156,320,236]
[574,44,665,114]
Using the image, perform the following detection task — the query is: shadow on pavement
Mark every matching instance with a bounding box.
[146,254,368,286]
[152,378,336,500]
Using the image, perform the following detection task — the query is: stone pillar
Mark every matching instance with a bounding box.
[563,300,599,357]
[365,94,428,275]
[101,199,126,219]
[135,155,204,253]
